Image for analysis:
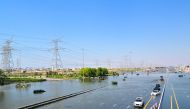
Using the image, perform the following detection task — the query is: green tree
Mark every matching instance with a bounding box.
[80,68,91,77]
[96,67,108,77]
[90,68,96,77]
[0,69,8,85]
[96,67,103,76]
[80,67,108,77]
[102,68,108,76]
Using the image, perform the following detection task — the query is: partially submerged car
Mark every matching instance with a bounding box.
[133,97,144,107]
[151,89,161,96]
[156,84,160,88]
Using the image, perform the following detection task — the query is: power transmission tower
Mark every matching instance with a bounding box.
[52,39,63,71]
[1,40,14,72]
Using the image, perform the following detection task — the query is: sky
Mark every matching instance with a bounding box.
[0,0,190,68]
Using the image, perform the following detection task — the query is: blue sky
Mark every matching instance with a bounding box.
[0,0,190,68]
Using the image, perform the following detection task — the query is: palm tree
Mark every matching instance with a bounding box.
[0,69,7,85]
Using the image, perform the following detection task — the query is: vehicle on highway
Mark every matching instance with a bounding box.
[154,86,161,90]
[160,76,164,81]
[156,84,160,88]
[151,89,161,96]
[133,97,144,107]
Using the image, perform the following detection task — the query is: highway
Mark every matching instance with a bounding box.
[160,73,190,109]
[13,73,190,109]
[36,73,164,109]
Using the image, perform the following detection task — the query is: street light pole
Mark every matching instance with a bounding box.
[82,48,84,80]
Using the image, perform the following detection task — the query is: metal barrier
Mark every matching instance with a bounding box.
[18,86,105,109]
[158,83,166,109]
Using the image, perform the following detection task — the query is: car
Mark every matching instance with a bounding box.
[133,97,144,107]
[154,87,160,91]
[156,84,160,88]
[178,75,183,77]
[160,76,164,81]
[151,89,161,96]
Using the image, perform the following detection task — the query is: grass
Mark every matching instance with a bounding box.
[5,78,46,83]
[47,74,81,79]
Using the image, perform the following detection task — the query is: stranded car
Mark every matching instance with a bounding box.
[151,89,161,96]
[133,97,144,107]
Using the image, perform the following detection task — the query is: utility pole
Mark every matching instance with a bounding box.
[82,48,84,79]
[107,59,111,69]
[1,40,14,72]
[82,48,84,68]
[52,39,63,71]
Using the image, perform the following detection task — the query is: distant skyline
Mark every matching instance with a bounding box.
[0,0,190,68]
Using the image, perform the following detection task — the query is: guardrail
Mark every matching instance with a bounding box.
[158,82,166,109]
[18,86,105,109]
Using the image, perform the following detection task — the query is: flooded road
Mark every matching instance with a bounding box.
[161,73,190,109]
[0,73,165,109]
[39,74,163,109]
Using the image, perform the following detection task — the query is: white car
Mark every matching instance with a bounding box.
[133,97,144,107]
[151,90,161,96]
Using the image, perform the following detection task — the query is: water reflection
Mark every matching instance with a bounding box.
[15,83,31,90]
[0,91,5,102]
[79,77,108,83]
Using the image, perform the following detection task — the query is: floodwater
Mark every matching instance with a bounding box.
[161,73,190,109]
[0,73,167,109]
